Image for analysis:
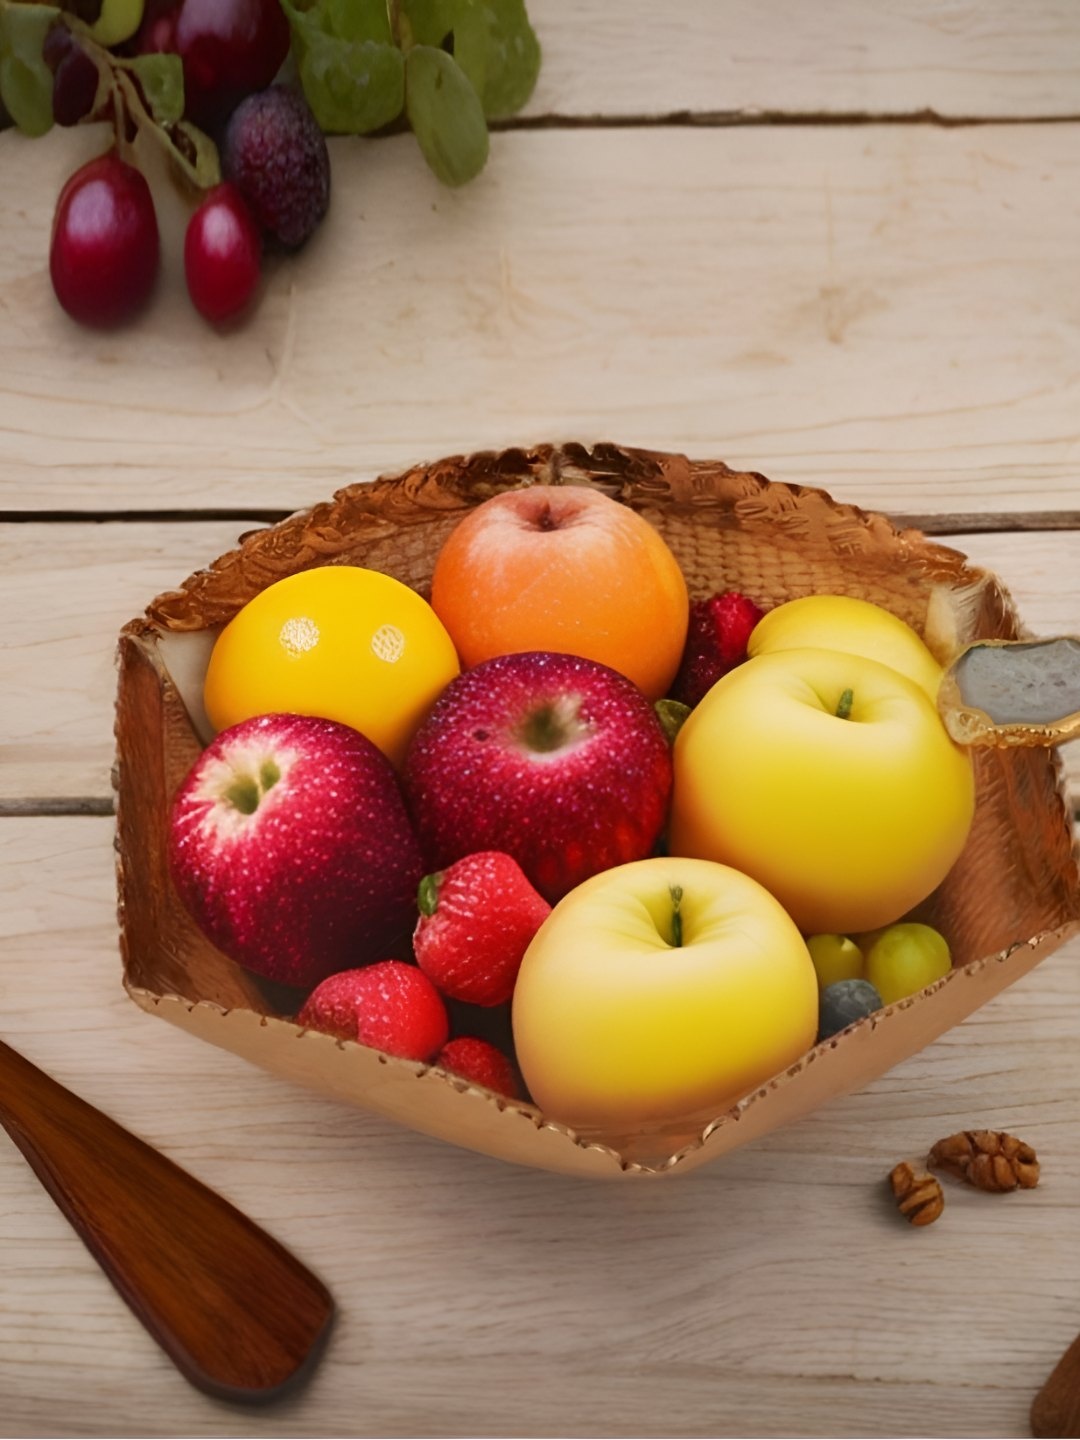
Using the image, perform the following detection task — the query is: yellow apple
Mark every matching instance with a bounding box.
[748,595,943,700]
[669,647,975,935]
[511,857,818,1132]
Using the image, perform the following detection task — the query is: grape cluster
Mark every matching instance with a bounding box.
[1,0,540,329]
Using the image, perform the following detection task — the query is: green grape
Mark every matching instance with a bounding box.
[0,2,59,138]
[405,44,488,187]
[806,933,864,990]
[865,923,951,1005]
[282,0,405,134]
[452,0,540,119]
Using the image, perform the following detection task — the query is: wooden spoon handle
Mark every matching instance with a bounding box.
[1033,1329,1080,1438]
[0,1039,333,1403]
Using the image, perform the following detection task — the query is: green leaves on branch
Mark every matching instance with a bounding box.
[285,0,540,186]
[0,3,219,190]
[451,0,540,121]
[405,44,487,187]
[0,3,60,138]
[281,0,404,135]
[116,53,185,126]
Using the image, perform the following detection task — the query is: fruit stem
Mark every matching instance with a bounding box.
[670,884,683,948]
[836,688,854,720]
[417,873,442,918]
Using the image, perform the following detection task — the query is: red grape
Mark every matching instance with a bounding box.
[50,154,159,328]
[184,182,261,324]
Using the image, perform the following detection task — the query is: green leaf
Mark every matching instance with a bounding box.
[326,0,392,45]
[405,44,487,187]
[300,29,404,133]
[281,0,404,133]
[113,69,220,189]
[116,52,184,125]
[0,3,60,137]
[400,0,455,47]
[452,0,539,119]
[0,53,51,135]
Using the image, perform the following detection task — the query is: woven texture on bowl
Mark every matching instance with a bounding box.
[115,443,1080,1179]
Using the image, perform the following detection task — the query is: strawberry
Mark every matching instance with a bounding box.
[298,960,448,1061]
[670,591,766,708]
[413,851,551,1006]
[437,1037,522,1099]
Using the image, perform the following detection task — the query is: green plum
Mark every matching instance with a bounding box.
[806,933,864,989]
[865,922,951,1004]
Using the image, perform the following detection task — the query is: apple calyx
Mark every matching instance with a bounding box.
[836,688,854,721]
[222,758,281,815]
[517,696,592,755]
[669,884,684,947]
[417,872,443,918]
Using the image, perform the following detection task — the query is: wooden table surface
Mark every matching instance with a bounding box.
[3,4,1080,1435]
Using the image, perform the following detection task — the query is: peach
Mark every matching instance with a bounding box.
[431,487,689,700]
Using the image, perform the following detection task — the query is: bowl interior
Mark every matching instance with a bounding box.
[115,445,1080,1175]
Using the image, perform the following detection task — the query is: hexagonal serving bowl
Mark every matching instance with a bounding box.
[114,443,1080,1179]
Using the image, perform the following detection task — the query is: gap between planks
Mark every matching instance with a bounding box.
[492,108,1080,132]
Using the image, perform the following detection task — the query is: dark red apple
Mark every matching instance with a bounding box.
[403,652,673,902]
[168,713,423,989]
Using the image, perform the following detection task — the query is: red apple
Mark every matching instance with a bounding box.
[403,652,673,902]
[168,713,424,989]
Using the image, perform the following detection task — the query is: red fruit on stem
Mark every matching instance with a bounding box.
[437,1037,521,1100]
[404,652,674,903]
[50,154,159,328]
[670,591,766,709]
[165,0,291,128]
[184,182,261,323]
[168,713,424,990]
[52,43,100,127]
[299,962,449,1062]
[414,851,551,1007]
[135,0,180,56]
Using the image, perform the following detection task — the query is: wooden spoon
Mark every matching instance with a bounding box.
[1033,1330,1080,1438]
[0,1038,334,1404]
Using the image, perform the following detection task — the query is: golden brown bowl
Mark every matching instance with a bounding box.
[114,443,1080,1179]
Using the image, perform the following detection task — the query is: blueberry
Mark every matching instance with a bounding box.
[817,979,883,1041]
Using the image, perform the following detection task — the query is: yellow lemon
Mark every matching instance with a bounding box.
[204,566,460,766]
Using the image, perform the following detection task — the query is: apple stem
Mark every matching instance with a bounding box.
[417,873,443,918]
[670,884,684,948]
[836,688,854,720]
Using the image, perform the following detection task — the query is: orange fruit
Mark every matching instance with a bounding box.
[204,565,460,766]
[430,487,689,700]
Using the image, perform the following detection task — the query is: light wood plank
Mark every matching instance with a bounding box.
[0,521,256,803]
[522,0,1080,120]
[3,522,1079,805]
[2,123,1079,516]
[0,814,1078,1437]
